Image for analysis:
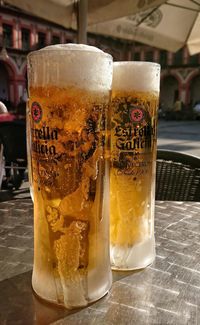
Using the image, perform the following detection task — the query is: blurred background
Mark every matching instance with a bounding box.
[0,1,200,117]
[0,0,200,194]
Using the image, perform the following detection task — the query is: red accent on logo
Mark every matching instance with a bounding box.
[31,102,42,123]
[130,107,144,122]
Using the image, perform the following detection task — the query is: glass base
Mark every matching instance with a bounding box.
[32,269,112,309]
[110,236,155,271]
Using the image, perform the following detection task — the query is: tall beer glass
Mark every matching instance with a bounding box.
[110,62,160,270]
[27,44,113,308]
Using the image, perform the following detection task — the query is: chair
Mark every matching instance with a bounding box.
[156,149,200,201]
[0,119,27,189]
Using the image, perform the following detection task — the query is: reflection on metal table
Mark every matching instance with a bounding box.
[0,196,200,325]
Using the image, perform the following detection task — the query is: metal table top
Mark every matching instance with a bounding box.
[0,197,200,325]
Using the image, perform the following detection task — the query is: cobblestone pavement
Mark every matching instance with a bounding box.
[157,120,200,157]
[0,187,33,282]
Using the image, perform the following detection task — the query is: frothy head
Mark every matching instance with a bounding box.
[113,62,160,93]
[38,43,104,53]
[27,44,113,91]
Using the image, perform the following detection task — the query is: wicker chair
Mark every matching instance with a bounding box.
[156,150,200,201]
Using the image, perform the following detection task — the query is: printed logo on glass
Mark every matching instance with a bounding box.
[129,106,145,123]
[31,102,42,123]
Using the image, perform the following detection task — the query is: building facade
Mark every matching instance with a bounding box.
[0,5,200,112]
[131,45,200,111]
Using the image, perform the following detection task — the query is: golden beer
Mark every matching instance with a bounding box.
[110,62,160,270]
[27,45,113,308]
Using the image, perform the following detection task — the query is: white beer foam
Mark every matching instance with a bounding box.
[28,44,113,91]
[113,62,160,92]
[41,43,104,53]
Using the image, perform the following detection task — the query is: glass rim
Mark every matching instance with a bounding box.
[114,61,160,68]
[27,45,113,61]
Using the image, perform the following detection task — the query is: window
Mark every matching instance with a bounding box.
[133,52,140,61]
[38,32,46,48]
[66,38,74,44]
[52,35,60,44]
[189,54,199,65]
[173,49,183,66]
[3,24,13,48]
[145,51,154,62]
[160,50,168,66]
[22,28,30,50]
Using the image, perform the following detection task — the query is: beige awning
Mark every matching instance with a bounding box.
[4,0,200,54]
[4,0,165,28]
[88,1,200,55]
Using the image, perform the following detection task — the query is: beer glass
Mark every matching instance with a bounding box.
[27,44,113,308]
[110,62,160,270]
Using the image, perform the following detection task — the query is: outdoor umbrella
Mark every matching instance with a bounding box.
[4,0,165,42]
[88,0,200,55]
[4,0,200,54]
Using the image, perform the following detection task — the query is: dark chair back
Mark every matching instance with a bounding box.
[156,150,200,201]
[0,120,27,163]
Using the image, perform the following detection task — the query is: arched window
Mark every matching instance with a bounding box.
[0,62,9,101]
[160,75,179,110]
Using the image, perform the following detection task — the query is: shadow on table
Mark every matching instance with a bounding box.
[0,187,31,202]
[0,269,138,324]
[112,268,141,282]
[0,271,80,325]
